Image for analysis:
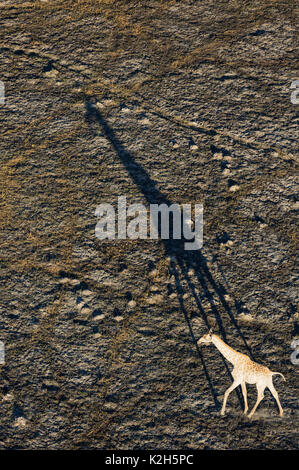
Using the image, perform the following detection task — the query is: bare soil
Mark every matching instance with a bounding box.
[0,0,298,449]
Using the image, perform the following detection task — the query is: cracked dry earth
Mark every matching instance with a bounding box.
[0,0,298,450]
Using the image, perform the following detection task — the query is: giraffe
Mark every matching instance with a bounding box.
[197,329,286,417]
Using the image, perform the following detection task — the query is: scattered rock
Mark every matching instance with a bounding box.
[2,393,14,402]
[149,269,158,278]
[82,289,94,297]
[190,144,198,151]
[212,152,223,160]
[150,285,160,292]
[114,316,124,322]
[239,313,254,323]
[92,312,105,320]
[146,294,164,305]
[81,307,91,315]
[13,417,27,428]
[188,138,198,150]
[77,301,87,310]
[169,139,179,149]
[229,184,240,192]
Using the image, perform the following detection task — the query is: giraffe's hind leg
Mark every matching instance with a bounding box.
[241,382,248,414]
[268,381,284,416]
[248,383,265,418]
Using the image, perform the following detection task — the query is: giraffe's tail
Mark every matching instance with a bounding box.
[272,372,286,382]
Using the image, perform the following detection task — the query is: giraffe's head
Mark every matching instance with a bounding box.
[197,329,214,346]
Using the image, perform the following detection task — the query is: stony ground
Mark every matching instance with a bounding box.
[0,0,298,449]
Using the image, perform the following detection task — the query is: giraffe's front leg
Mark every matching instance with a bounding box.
[221,380,240,416]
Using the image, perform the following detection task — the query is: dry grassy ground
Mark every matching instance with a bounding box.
[0,0,298,449]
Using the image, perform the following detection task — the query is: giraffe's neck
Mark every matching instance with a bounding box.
[211,335,240,365]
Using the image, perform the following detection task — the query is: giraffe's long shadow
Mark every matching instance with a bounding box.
[85,98,254,410]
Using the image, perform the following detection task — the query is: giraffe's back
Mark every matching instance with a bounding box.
[244,358,271,384]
